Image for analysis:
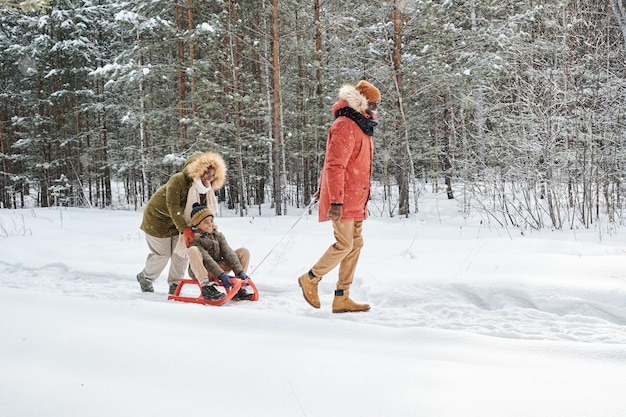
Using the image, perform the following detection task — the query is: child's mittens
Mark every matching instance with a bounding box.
[218,273,233,288]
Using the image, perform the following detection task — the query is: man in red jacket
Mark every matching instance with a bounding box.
[298,80,381,313]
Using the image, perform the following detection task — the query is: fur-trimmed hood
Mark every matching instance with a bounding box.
[332,84,369,115]
[183,151,226,190]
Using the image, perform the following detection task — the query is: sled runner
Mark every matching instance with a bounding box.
[167,277,259,306]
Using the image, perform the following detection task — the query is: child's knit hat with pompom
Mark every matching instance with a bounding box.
[190,202,213,227]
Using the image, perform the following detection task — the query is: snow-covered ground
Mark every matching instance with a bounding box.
[1,195,625,417]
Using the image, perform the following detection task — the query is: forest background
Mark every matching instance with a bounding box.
[3,0,626,232]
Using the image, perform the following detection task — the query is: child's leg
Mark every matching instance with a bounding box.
[187,246,209,281]
[217,248,250,274]
[236,248,250,272]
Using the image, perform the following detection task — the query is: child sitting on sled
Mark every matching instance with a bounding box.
[187,203,254,301]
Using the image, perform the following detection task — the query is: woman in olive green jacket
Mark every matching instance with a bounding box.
[136,151,227,294]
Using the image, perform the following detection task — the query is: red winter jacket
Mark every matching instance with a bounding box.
[318,85,376,222]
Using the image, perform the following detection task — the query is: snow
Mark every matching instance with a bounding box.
[1,195,626,417]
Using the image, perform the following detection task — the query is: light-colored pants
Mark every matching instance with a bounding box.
[187,246,250,281]
[311,220,364,290]
[142,234,188,285]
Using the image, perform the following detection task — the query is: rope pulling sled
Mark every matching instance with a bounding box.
[167,197,317,306]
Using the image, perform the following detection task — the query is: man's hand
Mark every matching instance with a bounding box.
[328,204,343,222]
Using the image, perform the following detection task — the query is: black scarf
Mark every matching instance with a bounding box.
[334,107,378,136]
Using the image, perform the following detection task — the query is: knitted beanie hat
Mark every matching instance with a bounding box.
[190,202,213,226]
[355,80,381,102]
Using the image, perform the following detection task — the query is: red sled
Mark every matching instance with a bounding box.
[167,277,259,306]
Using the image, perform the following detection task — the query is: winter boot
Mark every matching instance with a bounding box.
[298,270,322,308]
[136,271,154,293]
[201,283,225,301]
[168,282,179,295]
[233,286,254,301]
[332,289,370,313]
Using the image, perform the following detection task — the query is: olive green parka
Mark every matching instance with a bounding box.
[140,152,226,238]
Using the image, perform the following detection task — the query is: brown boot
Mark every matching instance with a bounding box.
[298,271,322,308]
[332,289,370,313]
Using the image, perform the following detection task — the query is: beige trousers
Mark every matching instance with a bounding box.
[187,246,250,281]
[311,220,364,290]
[142,234,188,285]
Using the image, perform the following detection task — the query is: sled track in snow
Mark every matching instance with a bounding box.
[1,261,625,345]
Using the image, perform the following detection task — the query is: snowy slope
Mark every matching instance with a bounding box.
[1,199,625,417]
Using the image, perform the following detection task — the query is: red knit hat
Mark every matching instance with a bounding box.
[355,80,381,102]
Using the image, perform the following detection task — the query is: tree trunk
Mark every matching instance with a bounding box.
[391,0,414,216]
[312,0,323,205]
[228,0,246,216]
[270,0,283,215]
[175,1,187,149]
[187,0,197,119]
[611,0,626,44]
[442,97,454,200]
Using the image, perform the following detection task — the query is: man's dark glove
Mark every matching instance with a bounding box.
[328,204,343,222]
[237,271,250,280]
[218,273,233,288]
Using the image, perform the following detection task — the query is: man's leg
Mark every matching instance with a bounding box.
[310,220,355,277]
[332,221,369,313]
[336,220,363,290]
[298,221,354,308]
